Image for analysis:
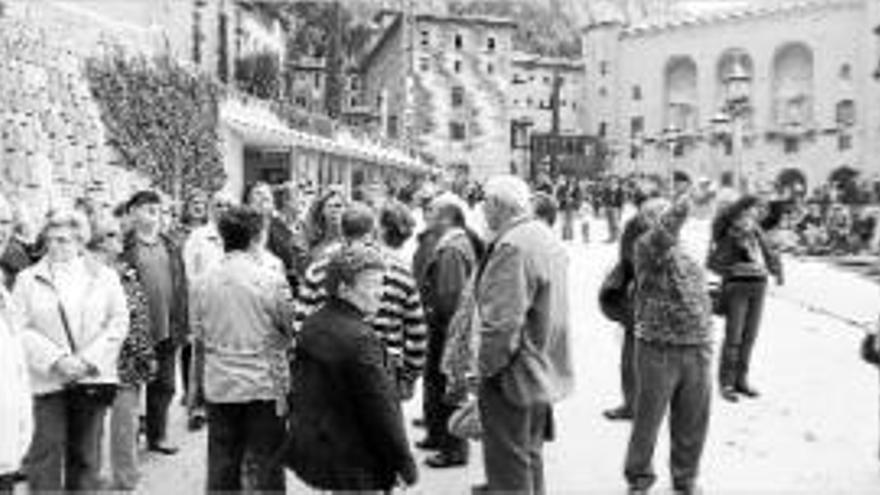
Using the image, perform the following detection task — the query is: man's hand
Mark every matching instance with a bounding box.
[398,458,419,487]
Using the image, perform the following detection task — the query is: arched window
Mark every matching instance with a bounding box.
[716,49,754,107]
[835,100,855,127]
[664,56,699,131]
[772,42,814,128]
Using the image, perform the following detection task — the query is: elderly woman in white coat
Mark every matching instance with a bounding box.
[0,194,32,495]
[14,208,129,491]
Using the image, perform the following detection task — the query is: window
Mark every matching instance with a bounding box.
[836,100,856,127]
[630,145,641,160]
[451,86,464,107]
[350,78,359,91]
[630,116,644,137]
[632,85,642,101]
[673,142,685,157]
[598,122,608,137]
[487,36,496,51]
[295,96,307,107]
[511,120,530,148]
[487,63,494,75]
[454,60,462,73]
[387,115,399,139]
[599,87,607,98]
[838,134,853,151]
[512,73,525,84]
[526,97,533,107]
[599,61,610,76]
[314,73,321,89]
[420,30,430,47]
[784,137,799,154]
[543,76,550,85]
[840,63,852,80]
[513,99,519,106]
[450,121,466,141]
[419,57,430,72]
[572,102,577,109]
[349,97,357,107]
[454,33,463,50]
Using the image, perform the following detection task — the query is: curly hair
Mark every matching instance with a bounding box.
[712,194,763,241]
[306,188,346,249]
[323,244,385,296]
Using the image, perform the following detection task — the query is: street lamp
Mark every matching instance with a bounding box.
[662,123,681,192]
[720,59,752,192]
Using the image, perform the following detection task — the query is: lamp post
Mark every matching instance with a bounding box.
[720,59,752,192]
[662,123,681,192]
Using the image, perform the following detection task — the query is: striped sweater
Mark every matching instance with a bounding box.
[293,244,428,380]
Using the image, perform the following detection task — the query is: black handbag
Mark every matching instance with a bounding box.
[598,262,630,324]
[708,281,726,317]
[860,333,880,366]
[56,297,118,407]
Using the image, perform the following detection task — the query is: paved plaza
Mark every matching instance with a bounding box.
[135,215,880,494]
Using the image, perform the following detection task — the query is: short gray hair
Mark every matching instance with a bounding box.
[484,175,532,216]
[44,207,91,243]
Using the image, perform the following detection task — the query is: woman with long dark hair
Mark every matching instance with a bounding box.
[708,195,784,402]
[304,188,347,261]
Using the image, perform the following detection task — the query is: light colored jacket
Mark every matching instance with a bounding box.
[13,256,129,396]
[477,218,574,405]
[0,288,32,475]
[192,251,295,414]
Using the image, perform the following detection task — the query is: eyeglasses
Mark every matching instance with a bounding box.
[45,236,74,245]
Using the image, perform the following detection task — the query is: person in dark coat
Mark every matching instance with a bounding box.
[708,195,784,402]
[121,191,189,456]
[284,244,418,492]
[417,194,479,468]
[603,186,660,421]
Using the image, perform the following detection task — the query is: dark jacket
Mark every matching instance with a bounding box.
[412,226,442,292]
[421,227,477,331]
[267,215,309,291]
[285,298,416,491]
[707,225,783,282]
[121,232,189,345]
[0,237,35,290]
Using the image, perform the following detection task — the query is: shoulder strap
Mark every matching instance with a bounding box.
[57,300,77,353]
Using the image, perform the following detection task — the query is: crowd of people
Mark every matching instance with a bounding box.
[1,166,879,495]
[0,172,575,494]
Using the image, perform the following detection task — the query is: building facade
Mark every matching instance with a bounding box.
[509,52,588,177]
[361,10,517,179]
[582,0,880,191]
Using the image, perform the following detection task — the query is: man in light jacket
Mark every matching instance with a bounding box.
[476,175,575,494]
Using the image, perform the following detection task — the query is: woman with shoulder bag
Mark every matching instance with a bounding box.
[14,208,129,491]
[707,196,784,403]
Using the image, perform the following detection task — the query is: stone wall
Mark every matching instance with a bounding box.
[0,1,154,225]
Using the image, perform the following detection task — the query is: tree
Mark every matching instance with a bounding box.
[85,51,226,201]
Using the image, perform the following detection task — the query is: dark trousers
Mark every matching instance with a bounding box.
[561,209,574,241]
[180,342,192,399]
[146,339,177,445]
[424,323,469,458]
[620,328,636,411]
[606,207,621,241]
[206,401,286,493]
[25,391,109,491]
[720,279,767,388]
[625,341,712,492]
[478,378,549,495]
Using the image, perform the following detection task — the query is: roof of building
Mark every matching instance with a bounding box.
[620,0,862,37]
[415,12,518,29]
[511,51,584,71]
